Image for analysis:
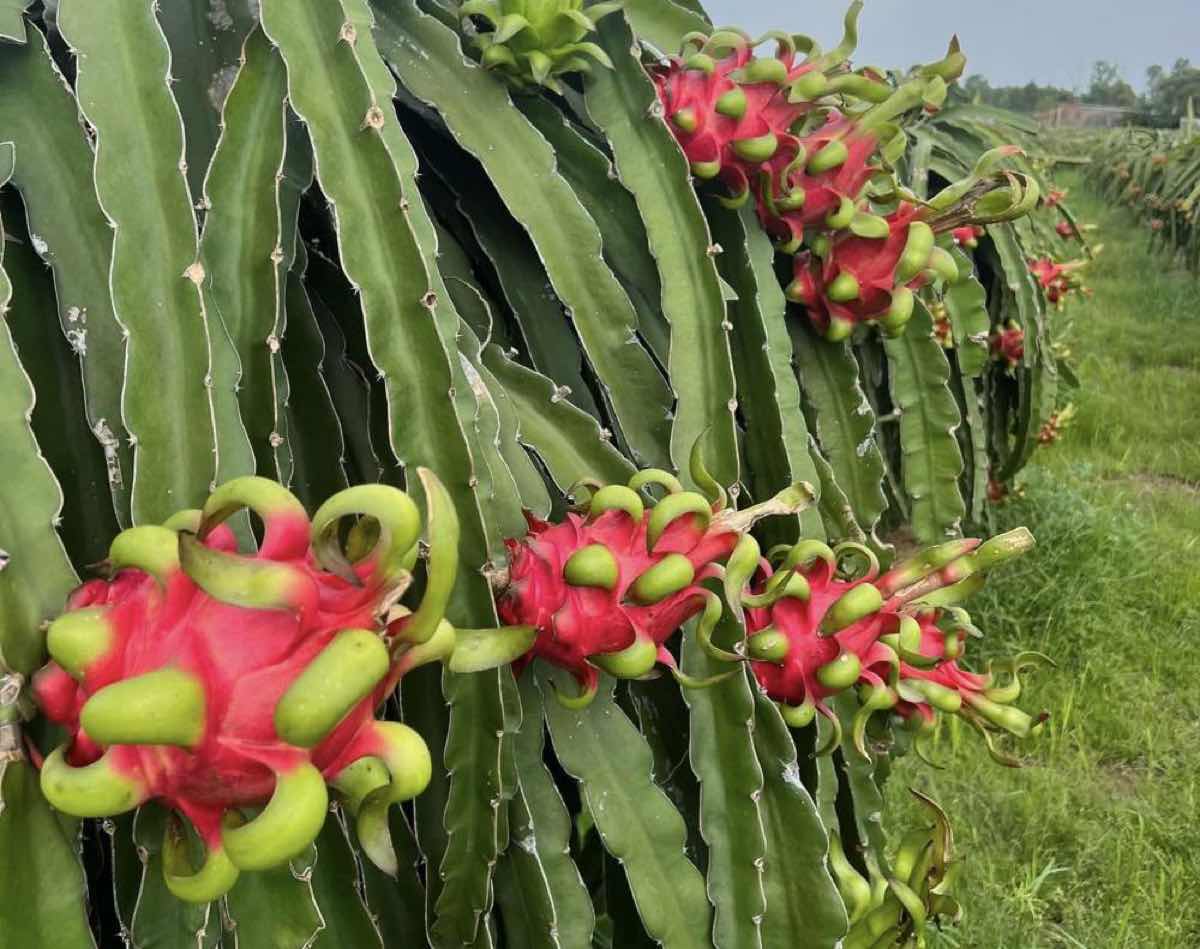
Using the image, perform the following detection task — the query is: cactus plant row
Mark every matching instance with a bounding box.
[0,1,1070,946]
[1081,121,1200,271]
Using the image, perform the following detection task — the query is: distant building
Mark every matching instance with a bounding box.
[1036,103,1135,128]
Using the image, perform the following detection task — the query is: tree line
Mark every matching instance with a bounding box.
[963,59,1200,126]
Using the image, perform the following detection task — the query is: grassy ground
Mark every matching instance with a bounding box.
[883,174,1200,948]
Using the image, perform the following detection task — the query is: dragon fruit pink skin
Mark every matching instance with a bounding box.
[736,531,1047,761]
[496,465,812,704]
[30,474,526,902]
[990,320,1025,369]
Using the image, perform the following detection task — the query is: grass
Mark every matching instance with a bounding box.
[882,173,1200,949]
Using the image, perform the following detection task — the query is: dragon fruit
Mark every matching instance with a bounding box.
[1028,255,1087,306]
[833,790,963,947]
[951,224,984,248]
[785,203,959,339]
[460,0,623,91]
[731,530,1046,762]
[31,475,532,902]
[1055,219,1075,239]
[989,320,1025,369]
[650,4,886,198]
[496,459,811,705]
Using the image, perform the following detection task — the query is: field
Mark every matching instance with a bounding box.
[885,172,1200,948]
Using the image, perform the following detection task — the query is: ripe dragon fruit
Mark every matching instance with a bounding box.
[459,0,622,91]
[951,224,985,248]
[1028,255,1087,306]
[31,475,533,902]
[496,456,812,705]
[650,4,884,197]
[989,320,1024,369]
[785,202,959,339]
[729,530,1047,764]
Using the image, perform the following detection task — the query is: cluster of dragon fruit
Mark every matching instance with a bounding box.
[649,5,1039,341]
[19,3,1054,915]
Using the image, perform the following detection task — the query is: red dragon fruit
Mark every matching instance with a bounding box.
[731,530,1046,762]
[989,320,1025,369]
[951,224,985,248]
[650,3,884,198]
[496,461,811,705]
[1055,219,1075,239]
[31,475,531,902]
[786,202,960,339]
[1028,255,1087,306]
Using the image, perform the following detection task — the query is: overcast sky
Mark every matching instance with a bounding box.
[700,1,1198,92]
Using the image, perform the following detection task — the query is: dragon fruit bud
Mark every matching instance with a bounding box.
[739,530,1043,761]
[31,474,532,902]
[496,453,814,706]
[1055,219,1075,239]
[989,320,1024,369]
[837,789,962,947]
[460,0,623,92]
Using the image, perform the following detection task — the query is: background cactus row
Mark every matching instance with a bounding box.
[0,1,1072,946]
[1072,119,1200,272]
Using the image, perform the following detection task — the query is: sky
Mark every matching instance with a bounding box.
[699,0,1199,92]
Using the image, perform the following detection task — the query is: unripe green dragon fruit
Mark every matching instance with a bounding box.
[496,454,812,705]
[831,789,963,948]
[460,0,623,91]
[31,475,532,902]
[736,529,1048,762]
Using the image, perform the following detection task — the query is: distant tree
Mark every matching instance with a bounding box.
[1082,60,1137,108]
[961,73,1074,114]
[1140,58,1200,125]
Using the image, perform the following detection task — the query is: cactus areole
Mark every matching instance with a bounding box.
[31,475,530,902]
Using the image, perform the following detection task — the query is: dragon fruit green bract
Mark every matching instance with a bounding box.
[31,474,531,902]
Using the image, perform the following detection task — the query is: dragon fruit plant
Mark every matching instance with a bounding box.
[0,1,1062,946]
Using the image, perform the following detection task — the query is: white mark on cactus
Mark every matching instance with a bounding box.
[66,327,87,355]
[421,290,438,309]
[338,21,357,45]
[29,233,48,257]
[0,549,9,573]
[727,398,738,413]
[93,419,124,489]
[598,427,612,440]
[270,244,284,265]
[646,99,664,119]
[184,261,206,285]
[721,320,733,331]
[781,760,804,790]
[706,243,723,257]
[266,335,281,354]
[856,396,872,416]
[206,0,233,31]
[550,385,571,404]
[269,432,284,448]
[517,834,537,854]
[855,437,873,458]
[208,64,239,112]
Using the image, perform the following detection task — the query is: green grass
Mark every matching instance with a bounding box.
[883,174,1200,949]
